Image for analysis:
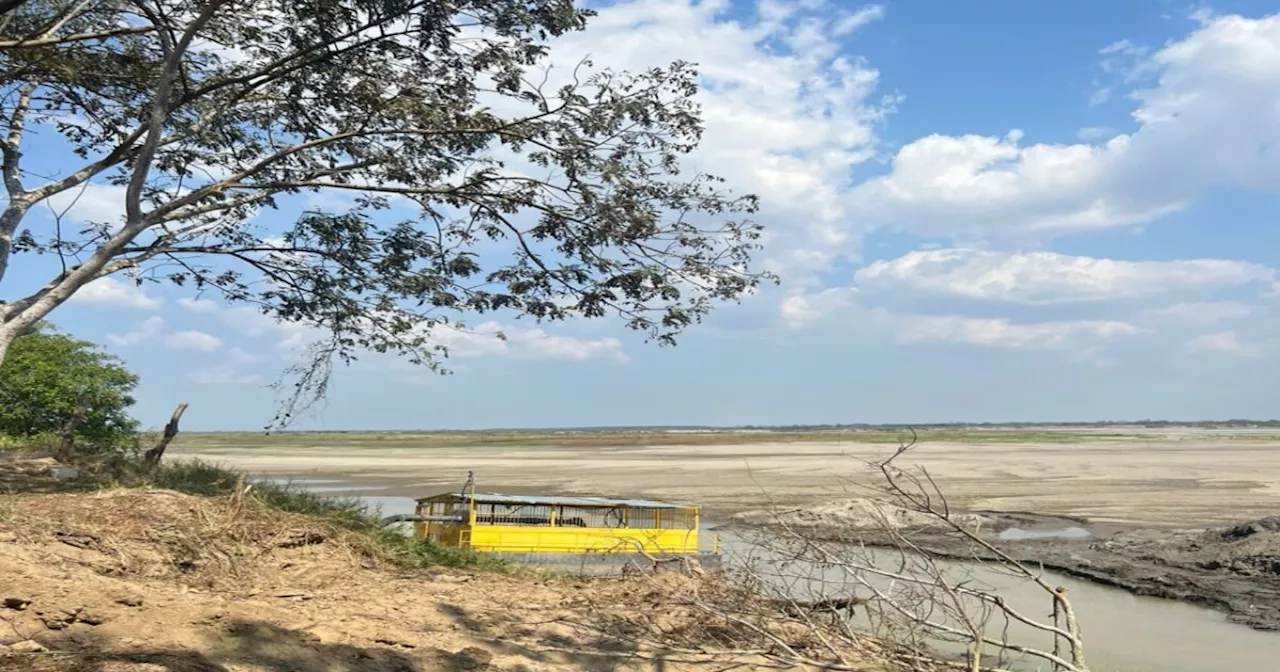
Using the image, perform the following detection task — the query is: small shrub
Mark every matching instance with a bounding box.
[250,481,371,530]
[372,529,512,571]
[143,460,240,496]
[0,433,60,453]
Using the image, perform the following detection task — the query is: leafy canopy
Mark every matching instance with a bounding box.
[0,323,140,442]
[0,0,774,423]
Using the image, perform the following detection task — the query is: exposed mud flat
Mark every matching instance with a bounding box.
[978,517,1280,632]
[733,497,996,532]
[170,431,1280,528]
[757,507,1280,632]
[170,431,1280,633]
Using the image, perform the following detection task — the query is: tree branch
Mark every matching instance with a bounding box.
[126,0,227,228]
[146,109,566,223]
[0,25,155,48]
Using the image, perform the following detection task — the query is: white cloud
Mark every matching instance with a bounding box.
[42,183,127,226]
[536,0,896,282]
[106,316,164,346]
[185,365,264,385]
[1187,330,1260,355]
[221,304,627,364]
[895,315,1141,350]
[176,297,219,313]
[429,321,629,363]
[507,327,629,363]
[164,330,222,352]
[835,4,884,33]
[855,249,1276,303]
[69,277,161,310]
[846,13,1280,242]
[1090,38,1152,105]
[1143,301,1253,326]
[779,288,853,328]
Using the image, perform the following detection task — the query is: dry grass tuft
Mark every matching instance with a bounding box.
[1,488,383,590]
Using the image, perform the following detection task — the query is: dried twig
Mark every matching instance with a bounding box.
[730,428,1092,672]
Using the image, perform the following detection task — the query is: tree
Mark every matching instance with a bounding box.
[0,0,773,423]
[0,323,140,444]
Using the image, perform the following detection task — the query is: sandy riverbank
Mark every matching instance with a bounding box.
[166,429,1280,637]
[171,432,1280,527]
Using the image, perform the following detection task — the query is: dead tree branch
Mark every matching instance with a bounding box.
[143,402,189,466]
[724,428,1092,672]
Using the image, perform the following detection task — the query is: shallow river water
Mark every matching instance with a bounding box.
[258,478,1280,672]
[717,531,1277,672]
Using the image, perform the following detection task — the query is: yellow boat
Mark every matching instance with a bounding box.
[412,490,706,557]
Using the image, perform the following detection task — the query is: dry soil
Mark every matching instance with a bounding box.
[171,431,1280,527]
[0,487,904,672]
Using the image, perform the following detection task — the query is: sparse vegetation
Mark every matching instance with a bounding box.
[129,459,511,572]
[0,325,503,572]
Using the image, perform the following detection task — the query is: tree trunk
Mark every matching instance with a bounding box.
[0,317,38,368]
[143,403,189,466]
[0,201,30,291]
[55,394,90,462]
[0,327,11,369]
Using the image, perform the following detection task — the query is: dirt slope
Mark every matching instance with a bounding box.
[0,489,899,672]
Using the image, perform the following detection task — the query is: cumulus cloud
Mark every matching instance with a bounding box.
[846,12,1280,242]
[538,0,896,281]
[42,182,127,226]
[855,249,1276,303]
[1142,301,1253,326]
[106,316,164,347]
[217,303,628,364]
[68,277,161,310]
[164,330,222,352]
[894,315,1141,350]
[779,288,853,328]
[426,321,629,363]
[1186,330,1261,355]
[506,327,629,363]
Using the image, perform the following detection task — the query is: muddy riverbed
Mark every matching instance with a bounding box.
[265,479,1280,671]
[975,517,1280,632]
[736,505,1280,632]
[178,433,1280,642]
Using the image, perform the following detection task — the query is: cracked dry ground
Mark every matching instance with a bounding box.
[0,489,899,672]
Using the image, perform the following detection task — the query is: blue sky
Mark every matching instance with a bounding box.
[6,1,1280,430]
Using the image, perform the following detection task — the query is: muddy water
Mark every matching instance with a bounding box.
[719,531,1279,672]
[258,478,1280,672]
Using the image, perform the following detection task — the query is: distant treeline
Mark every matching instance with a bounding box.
[188,419,1280,436]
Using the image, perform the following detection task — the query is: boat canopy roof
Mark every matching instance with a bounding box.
[417,491,688,510]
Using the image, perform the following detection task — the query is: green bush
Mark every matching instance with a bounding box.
[0,324,139,448]
[0,433,61,453]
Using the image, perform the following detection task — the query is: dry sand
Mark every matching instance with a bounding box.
[0,489,896,672]
[171,431,1280,527]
